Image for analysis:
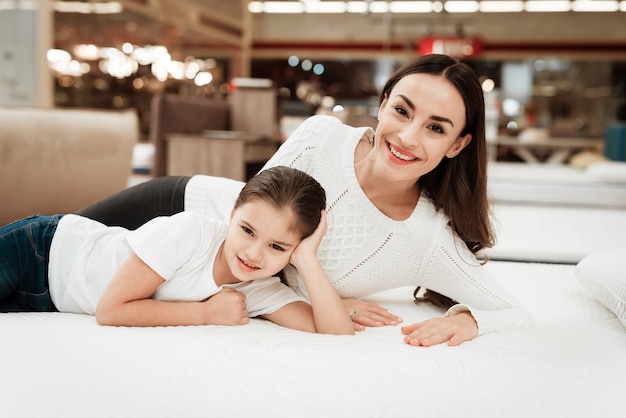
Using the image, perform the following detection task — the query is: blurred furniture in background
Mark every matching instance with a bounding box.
[493,135,604,164]
[166,132,281,181]
[149,94,231,177]
[150,81,281,179]
[604,123,626,161]
[0,106,138,225]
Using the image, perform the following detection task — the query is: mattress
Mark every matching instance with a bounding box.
[487,203,626,264]
[2,261,625,418]
[488,162,626,208]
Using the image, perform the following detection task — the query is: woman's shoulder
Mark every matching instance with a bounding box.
[290,115,373,149]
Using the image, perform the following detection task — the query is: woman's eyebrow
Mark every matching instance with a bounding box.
[397,94,455,128]
[431,115,455,128]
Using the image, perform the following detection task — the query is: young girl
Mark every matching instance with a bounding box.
[0,166,354,335]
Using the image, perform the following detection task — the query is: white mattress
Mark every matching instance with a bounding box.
[2,261,625,418]
[487,204,626,264]
[488,162,626,208]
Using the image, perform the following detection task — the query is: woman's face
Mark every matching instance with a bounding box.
[373,73,471,183]
[221,199,300,283]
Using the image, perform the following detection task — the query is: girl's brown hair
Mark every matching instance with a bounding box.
[234,166,326,239]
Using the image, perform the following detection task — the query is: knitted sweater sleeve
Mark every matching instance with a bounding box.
[420,227,535,335]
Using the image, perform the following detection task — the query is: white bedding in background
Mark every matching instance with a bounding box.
[2,261,625,418]
[487,204,626,264]
[488,162,626,208]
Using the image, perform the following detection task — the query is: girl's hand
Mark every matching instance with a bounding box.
[201,288,250,326]
[342,298,403,331]
[400,312,478,347]
[289,210,327,270]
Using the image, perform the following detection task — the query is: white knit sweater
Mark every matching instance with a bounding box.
[186,115,534,334]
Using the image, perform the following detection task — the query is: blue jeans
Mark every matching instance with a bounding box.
[0,215,62,312]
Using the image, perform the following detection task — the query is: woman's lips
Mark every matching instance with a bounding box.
[387,141,419,163]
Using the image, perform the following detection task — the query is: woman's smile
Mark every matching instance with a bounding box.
[386,141,420,163]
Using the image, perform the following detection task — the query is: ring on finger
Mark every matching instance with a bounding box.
[349,310,357,320]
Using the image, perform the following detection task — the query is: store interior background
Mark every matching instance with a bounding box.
[2,0,626,173]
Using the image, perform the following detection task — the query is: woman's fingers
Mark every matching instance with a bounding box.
[401,313,478,347]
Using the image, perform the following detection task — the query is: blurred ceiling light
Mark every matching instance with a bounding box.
[248,0,625,13]
[73,44,99,61]
[194,72,213,87]
[346,1,368,13]
[571,0,619,11]
[445,1,480,13]
[480,1,524,12]
[524,0,571,11]
[53,1,123,14]
[260,1,305,13]
[389,1,433,13]
[47,49,72,64]
[305,1,346,12]
[368,1,390,13]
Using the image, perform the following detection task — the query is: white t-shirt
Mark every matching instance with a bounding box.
[48,212,304,316]
[185,115,535,335]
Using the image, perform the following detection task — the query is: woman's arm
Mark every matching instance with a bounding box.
[262,212,354,335]
[96,252,249,327]
[400,230,534,346]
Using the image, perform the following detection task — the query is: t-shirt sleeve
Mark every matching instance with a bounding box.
[227,277,307,317]
[124,212,209,281]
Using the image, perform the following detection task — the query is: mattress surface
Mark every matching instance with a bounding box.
[2,261,625,418]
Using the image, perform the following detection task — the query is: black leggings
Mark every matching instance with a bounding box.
[74,176,191,230]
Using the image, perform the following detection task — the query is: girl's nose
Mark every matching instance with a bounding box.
[246,244,263,261]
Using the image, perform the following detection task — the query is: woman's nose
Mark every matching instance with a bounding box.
[399,123,421,148]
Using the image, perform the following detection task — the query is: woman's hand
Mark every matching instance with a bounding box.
[342,298,403,331]
[400,312,478,347]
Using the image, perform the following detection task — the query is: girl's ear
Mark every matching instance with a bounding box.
[446,134,472,158]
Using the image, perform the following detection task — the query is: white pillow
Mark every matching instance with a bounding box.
[575,247,626,328]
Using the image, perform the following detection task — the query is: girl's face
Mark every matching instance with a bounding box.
[373,73,472,183]
[221,199,301,283]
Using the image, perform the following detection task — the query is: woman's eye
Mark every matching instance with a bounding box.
[241,226,253,235]
[428,124,444,134]
[270,244,285,252]
[394,107,408,117]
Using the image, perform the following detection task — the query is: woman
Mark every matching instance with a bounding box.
[77,54,534,346]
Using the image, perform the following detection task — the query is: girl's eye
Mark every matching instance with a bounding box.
[270,244,285,252]
[241,226,253,235]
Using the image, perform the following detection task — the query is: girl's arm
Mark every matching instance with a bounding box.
[262,212,355,335]
[96,252,249,327]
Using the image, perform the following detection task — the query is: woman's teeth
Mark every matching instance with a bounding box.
[388,143,417,161]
